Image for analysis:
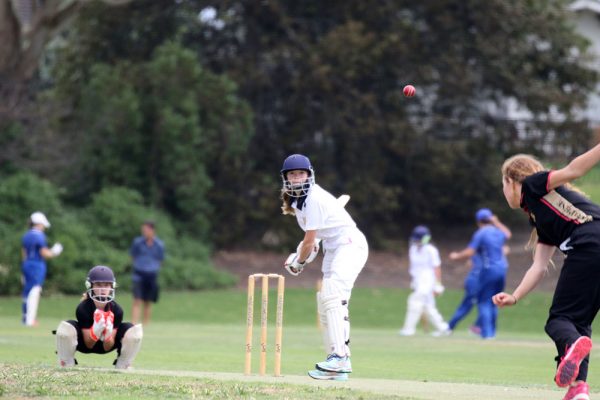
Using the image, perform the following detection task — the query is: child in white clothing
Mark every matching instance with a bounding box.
[399,225,450,337]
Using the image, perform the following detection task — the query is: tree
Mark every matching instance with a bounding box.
[183,0,598,242]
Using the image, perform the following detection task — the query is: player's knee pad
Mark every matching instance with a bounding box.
[116,324,143,370]
[407,293,426,313]
[56,321,77,367]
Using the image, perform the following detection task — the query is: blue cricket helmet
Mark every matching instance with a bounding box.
[410,225,431,244]
[280,154,315,197]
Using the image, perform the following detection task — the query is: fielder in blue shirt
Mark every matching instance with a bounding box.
[450,208,511,338]
[21,212,63,326]
[129,221,165,325]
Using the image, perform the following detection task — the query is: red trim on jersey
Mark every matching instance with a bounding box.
[546,170,554,193]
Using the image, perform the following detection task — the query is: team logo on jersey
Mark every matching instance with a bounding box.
[542,191,593,224]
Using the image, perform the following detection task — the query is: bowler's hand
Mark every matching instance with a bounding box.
[492,292,517,308]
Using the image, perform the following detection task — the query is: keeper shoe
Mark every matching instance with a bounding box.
[562,381,590,400]
[316,354,352,373]
[555,336,593,388]
[308,369,349,381]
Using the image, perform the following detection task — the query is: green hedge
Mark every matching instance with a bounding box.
[0,173,237,295]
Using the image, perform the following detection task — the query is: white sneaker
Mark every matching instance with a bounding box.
[431,329,452,337]
[315,354,352,373]
[308,369,349,381]
[398,329,415,336]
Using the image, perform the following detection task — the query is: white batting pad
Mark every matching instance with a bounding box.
[316,291,330,353]
[424,304,449,332]
[25,285,42,326]
[56,321,77,367]
[321,279,349,356]
[115,324,143,369]
[400,292,426,335]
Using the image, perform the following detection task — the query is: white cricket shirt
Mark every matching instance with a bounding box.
[292,184,361,250]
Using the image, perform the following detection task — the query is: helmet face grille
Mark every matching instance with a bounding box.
[282,175,315,198]
[88,287,116,304]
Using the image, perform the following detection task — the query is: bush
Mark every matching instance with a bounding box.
[0,177,236,295]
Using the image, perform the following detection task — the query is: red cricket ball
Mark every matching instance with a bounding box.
[403,84,416,97]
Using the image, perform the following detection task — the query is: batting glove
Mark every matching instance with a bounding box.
[50,242,63,257]
[296,241,320,264]
[102,311,115,341]
[90,309,106,342]
[284,253,305,276]
[433,281,445,295]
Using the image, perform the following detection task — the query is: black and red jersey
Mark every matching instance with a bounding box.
[76,297,124,330]
[520,171,600,250]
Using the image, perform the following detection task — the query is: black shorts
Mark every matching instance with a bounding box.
[66,320,133,355]
[132,270,159,302]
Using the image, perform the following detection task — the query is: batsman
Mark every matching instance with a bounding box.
[280,154,369,381]
[55,265,143,369]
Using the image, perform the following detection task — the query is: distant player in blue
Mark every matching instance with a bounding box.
[449,209,511,339]
[21,212,63,326]
[447,253,482,334]
[130,221,165,325]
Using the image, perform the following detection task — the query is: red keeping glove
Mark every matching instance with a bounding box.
[103,311,115,340]
[90,309,106,341]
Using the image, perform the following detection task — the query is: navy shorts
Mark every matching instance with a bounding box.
[132,270,159,302]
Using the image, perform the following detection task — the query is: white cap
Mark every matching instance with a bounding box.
[30,212,50,228]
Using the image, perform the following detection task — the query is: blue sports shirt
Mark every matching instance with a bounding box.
[468,226,508,270]
[130,237,165,273]
[22,229,47,262]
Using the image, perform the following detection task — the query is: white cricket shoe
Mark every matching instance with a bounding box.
[308,369,348,381]
[316,354,352,373]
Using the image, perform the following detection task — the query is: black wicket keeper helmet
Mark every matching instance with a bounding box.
[85,265,117,303]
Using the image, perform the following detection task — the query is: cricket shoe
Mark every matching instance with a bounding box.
[468,325,482,336]
[431,328,452,337]
[562,381,590,400]
[308,369,348,381]
[398,329,415,336]
[316,354,352,373]
[555,336,593,387]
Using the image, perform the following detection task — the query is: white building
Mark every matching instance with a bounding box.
[570,0,600,126]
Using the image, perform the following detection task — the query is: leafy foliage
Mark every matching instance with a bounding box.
[0,177,235,295]
[1,0,598,251]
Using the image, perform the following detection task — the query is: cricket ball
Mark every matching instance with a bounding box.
[403,84,416,97]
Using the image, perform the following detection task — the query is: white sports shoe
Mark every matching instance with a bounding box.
[316,354,352,373]
[308,369,348,381]
[431,328,452,337]
[398,329,415,336]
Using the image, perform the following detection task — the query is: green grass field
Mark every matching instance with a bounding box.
[1,287,599,399]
